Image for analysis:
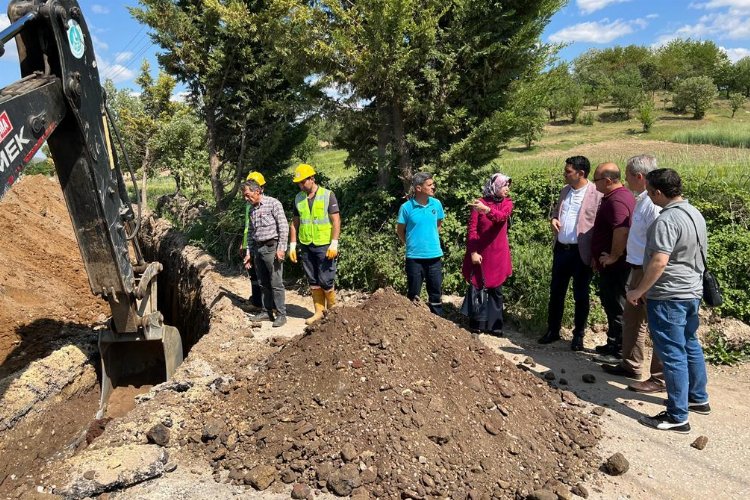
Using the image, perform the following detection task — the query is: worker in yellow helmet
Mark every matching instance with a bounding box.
[241,171,274,312]
[288,163,341,325]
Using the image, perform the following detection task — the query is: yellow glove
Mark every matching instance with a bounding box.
[289,242,297,263]
[326,239,339,260]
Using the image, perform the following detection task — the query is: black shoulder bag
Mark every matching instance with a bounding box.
[672,206,723,307]
[460,264,489,329]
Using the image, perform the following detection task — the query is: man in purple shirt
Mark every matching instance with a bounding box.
[591,162,636,358]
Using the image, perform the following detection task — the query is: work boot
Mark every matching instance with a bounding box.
[251,310,273,322]
[305,288,327,325]
[324,289,336,309]
[272,315,287,328]
[538,331,561,344]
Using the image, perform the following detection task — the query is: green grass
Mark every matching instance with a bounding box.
[671,123,750,148]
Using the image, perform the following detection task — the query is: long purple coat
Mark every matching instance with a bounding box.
[462,197,513,289]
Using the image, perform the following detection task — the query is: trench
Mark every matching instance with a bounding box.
[0,215,211,496]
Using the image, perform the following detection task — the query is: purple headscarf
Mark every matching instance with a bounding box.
[482,173,511,200]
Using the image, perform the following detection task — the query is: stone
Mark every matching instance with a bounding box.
[327,464,362,496]
[82,470,96,481]
[591,407,605,416]
[543,372,556,381]
[280,469,297,484]
[526,490,557,500]
[603,452,629,476]
[691,436,709,450]
[426,426,451,445]
[571,483,589,498]
[581,374,596,384]
[202,418,224,442]
[559,378,568,385]
[146,423,170,447]
[245,465,277,490]
[291,483,312,499]
[561,391,580,406]
[341,443,359,462]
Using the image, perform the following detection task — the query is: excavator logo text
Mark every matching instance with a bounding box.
[0,112,12,143]
[0,126,30,173]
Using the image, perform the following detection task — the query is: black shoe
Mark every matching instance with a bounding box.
[571,336,584,351]
[688,402,711,415]
[639,411,690,433]
[601,363,639,379]
[251,311,273,322]
[538,331,561,344]
[491,329,504,337]
[272,315,287,328]
[594,343,621,356]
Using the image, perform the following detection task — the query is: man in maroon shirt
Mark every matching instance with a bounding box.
[590,162,636,358]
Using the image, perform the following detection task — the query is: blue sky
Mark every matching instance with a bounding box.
[2,0,750,93]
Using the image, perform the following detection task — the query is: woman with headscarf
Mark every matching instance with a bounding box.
[461,173,513,335]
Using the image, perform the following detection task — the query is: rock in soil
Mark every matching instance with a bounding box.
[603,452,629,475]
[691,436,709,450]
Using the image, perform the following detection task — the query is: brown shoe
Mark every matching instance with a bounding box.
[628,377,666,394]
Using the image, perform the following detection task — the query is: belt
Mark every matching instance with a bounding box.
[258,238,278,247]
[555,242,578,251]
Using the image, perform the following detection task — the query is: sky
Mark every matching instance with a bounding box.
[2,0,750,93]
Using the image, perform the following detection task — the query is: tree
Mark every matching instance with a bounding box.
[509,79,547,149]
[559,82,585,123]
[636,98,656,132]
[300,0,565,192]
[673,76,718,119]
[132,0,314,210]
[610,67,644,118]
[151,107,209,193]
[729,92,746,118]
[733,57,750,97]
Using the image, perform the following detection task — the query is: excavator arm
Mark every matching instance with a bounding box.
[1,0,182,418]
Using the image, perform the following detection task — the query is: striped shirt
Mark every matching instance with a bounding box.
[247,195,289,253]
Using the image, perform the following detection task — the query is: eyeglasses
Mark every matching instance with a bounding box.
[592,177,608,183]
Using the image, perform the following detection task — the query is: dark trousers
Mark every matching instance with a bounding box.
[547,243,593,336]
[300,243,337,290]
[253,245,286,316]
[406,257,443,316]
[469,286,504,333]
[598,266,630,349]
[246,266,265,308]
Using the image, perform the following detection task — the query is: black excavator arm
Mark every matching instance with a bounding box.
[0,0,182,418]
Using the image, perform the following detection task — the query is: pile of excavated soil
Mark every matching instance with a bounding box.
[0,175,108,378]
[182,289,601,498]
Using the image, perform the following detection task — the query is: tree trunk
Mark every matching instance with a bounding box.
[140,144,151,208]
[376,99,390,189]
[206,108,225,210]
[391,101,412,194]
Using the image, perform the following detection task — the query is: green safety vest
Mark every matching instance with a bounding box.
[296,187,332,245]
[242,203,250,249]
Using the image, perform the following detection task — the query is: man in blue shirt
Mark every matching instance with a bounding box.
[396,172,445,316]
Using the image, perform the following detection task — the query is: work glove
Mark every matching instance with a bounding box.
[326,239,339,260]
[289,242,297,263]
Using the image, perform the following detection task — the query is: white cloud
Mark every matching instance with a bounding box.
[722,46,750,61]
[654,11,750,46]
[91,33,109,53]
[549,18,647,43]
[576,0,632,15]
[115,52,133,64]
[91,5,110,15]
[99,60,135,84]
[170,91,190,103]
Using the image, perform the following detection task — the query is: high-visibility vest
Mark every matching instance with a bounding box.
[242,203,250,248]
[296,187,332,245]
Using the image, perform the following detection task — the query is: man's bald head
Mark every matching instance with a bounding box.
[593,162,622,193]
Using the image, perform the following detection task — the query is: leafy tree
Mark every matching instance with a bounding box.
[132,0,314,210]
[610,67,644,118]
[654,39,729,90]
[559,82,585,123]
[300,0,565,192]
[151,107,209,193]
[509,79,547,149]
[673,76,718,119]
[733,57,750,97]
[541,64,571,121]
[729,92,746,118]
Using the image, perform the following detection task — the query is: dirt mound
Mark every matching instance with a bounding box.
[184,289,601,498]
[0,175,108,379]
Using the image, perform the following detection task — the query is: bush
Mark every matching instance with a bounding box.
[578,112,594,126]
[673,76,717,119]
[636,99,656,132]
[729,92,746,118]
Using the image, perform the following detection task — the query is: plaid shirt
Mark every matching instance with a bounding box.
[247,195,289,253]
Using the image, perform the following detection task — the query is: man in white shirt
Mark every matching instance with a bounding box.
[539,156,603,350]
[601,155,665,394]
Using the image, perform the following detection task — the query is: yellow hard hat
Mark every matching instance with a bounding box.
[292,163,316,183]
[246,171,266,186]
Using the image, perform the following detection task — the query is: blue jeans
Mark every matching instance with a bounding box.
[406,257,443,316]
[647,299,708,422]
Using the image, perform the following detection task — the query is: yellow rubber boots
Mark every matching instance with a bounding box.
[324,289,336,309]
[305,288,326,325]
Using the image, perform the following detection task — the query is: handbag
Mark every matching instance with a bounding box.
[672,206,723,307]
[460,265,489,328]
